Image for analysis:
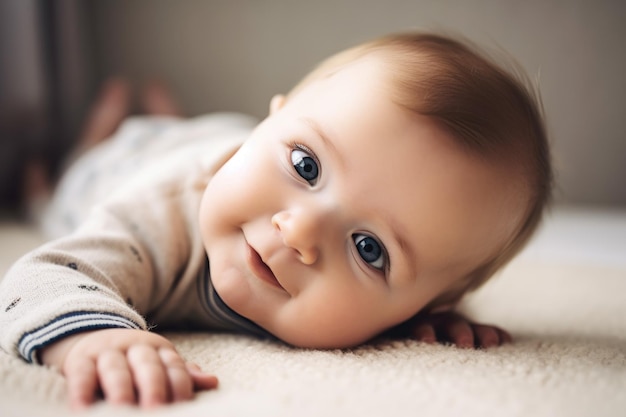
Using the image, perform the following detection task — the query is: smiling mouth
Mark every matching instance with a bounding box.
[246,244,283,289]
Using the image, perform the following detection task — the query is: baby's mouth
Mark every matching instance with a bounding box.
[246,244,283,289]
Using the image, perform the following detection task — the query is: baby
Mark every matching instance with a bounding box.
[0,32,551,408]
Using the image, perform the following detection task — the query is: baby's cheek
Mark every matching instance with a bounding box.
[306,290,384,346]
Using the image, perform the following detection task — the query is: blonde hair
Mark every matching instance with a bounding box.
[288,32,552,309]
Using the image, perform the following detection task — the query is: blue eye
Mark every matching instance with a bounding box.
[353,234,385,271]
[291,148,319,185]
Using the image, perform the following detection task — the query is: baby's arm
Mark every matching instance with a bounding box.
[0,184,212,407]
[40,328,217,409]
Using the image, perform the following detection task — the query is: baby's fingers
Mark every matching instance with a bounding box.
[473,324,513,348]
[64,355,99,410]
[187,363,219,391]
[127,345,168,408]
[410,322,437,344]
[158,348,194,402]
[97,350,135,405]
[444,319,474,348]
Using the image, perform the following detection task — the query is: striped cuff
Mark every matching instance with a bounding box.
[18,311,143,363]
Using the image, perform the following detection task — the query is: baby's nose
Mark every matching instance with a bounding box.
[271,210,321,265]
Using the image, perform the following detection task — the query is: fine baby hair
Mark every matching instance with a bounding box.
[290,32,552,309]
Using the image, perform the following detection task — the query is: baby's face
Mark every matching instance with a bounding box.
[199,58,526,348]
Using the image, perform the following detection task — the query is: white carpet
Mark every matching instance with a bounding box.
[1,206,625,417]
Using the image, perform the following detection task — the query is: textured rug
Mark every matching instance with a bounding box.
[1,206,625,417]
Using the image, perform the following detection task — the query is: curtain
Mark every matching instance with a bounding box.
[0,0,92,212]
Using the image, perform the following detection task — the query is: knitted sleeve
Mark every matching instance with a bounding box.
[0,189,196,363]
[0,115,251,364]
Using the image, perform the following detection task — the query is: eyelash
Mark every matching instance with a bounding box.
[291,142,319,165]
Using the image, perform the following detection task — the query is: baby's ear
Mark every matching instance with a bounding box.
[269,94,286,115]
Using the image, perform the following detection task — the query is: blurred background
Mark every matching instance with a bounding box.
[1,0,625,216]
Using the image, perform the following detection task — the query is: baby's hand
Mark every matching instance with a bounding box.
[39,328,218,409]
[404,311,512,349]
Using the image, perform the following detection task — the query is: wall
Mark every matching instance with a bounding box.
[86,0,626,206]
[0,0,47,207]
[0,0,92,211]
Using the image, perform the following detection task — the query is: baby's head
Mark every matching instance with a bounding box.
[200,32,552,348]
